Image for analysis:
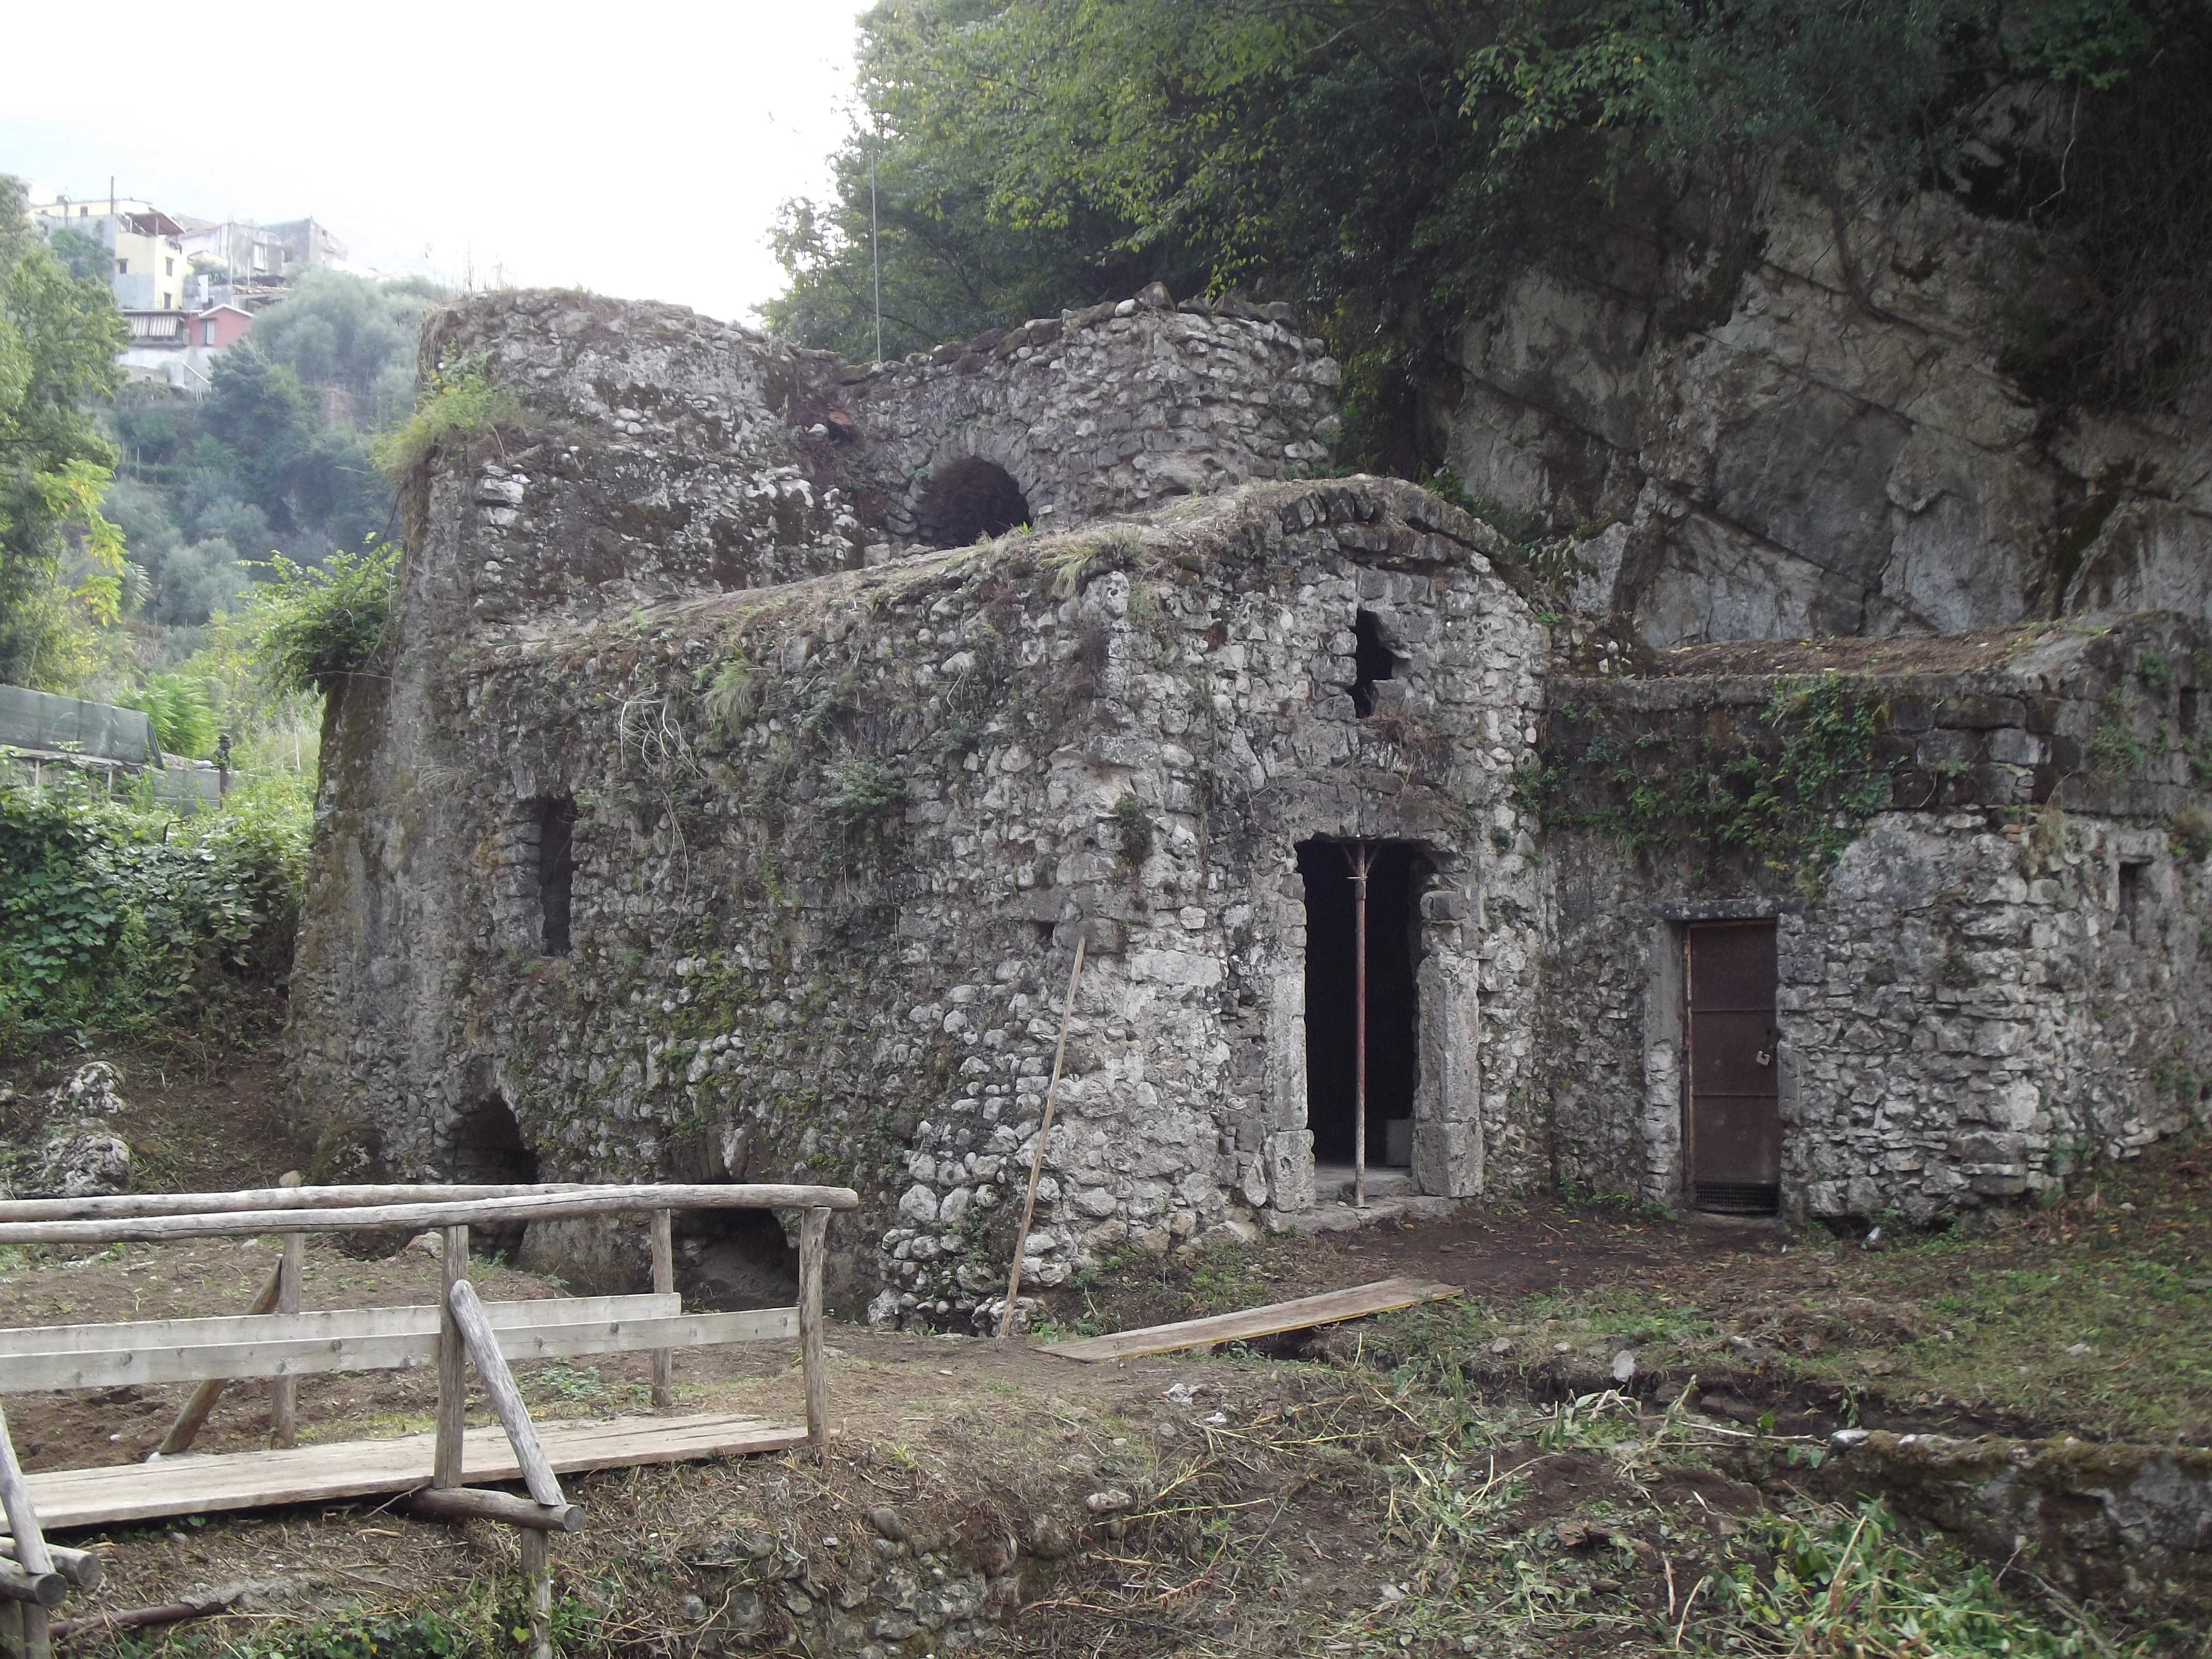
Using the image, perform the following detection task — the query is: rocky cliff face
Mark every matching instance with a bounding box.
[1446,189,2211,646]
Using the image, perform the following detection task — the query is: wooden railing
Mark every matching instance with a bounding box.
[0,1182,857,1658]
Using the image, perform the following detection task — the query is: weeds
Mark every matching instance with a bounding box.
[370,356,528,480]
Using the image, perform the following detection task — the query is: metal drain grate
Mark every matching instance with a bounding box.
[1695,1182,1780,1216]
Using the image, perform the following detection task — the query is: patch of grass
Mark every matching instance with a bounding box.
[369,356,528,480]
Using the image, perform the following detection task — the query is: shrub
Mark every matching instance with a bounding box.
[0,783,306,1056]
[244,541,401,697]
[370,357,528,480]
[822,753,908,822]
[2171,804,2212,863]
[118,673,220,758]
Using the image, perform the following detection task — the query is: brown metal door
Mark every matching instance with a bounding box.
[1686,921,1780,1214]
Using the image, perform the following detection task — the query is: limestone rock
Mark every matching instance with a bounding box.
[24,1062,132,1198]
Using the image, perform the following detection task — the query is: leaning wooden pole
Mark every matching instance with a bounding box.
[1001,930,1087,1337]
[0,1405,60,1658]
[150,1257,282,1458]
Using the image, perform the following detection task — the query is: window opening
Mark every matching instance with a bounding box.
[914,457,1031,548]
[2118,859,2150,942]
[1352,610,1400,718]
[531,795,577,955]
[1297,839,1425,1177]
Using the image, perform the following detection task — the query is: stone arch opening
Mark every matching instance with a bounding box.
[676,1208,800,1311]
[448,1092,540,1257]
[450,1092,540,1186]
[915,457,1031,548]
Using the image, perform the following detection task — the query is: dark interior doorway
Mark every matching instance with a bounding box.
[676,1208,800,1311]
[1298,839,1426,1167]
[1686,921,1781,1215]
[915,457,1031,548]
[448,1093,540,1257]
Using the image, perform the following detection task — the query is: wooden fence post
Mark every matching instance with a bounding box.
[434,1225,469,1488]
[269,1172,303,1446]
[518,1527,551,1659]
[799,1207,829,1454]
[0,1407,57,1659]
[649,1208,674,1409]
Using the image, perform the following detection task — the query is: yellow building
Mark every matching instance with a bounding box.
[29,194,189,311]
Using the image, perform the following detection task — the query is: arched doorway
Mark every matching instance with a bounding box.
[914,457,1031,548]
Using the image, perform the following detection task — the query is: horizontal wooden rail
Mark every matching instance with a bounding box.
[0,1183,599,1224]
[0,1301,798,1393]
[403,1487,583,1532]
[0,1183,860,1246]
[0,1293,680,1359]
[0,1541,96,1592]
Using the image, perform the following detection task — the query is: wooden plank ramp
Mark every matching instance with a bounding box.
[12,1413,805,1532]
[1042,1276,1462,1363]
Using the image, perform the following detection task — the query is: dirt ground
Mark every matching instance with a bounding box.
[1049,1141,2212,1445]
[0,1045,2203,1655]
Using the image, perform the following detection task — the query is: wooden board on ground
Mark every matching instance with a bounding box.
[10,1413,806,1531]
[1042,1277,1462,1363]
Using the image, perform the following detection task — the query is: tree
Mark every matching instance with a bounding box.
[770,2,2210,474]
[253,269,445,429]
[0,173,128,686]
[199,344,317,533]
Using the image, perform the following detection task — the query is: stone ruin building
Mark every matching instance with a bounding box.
[291,288,2212,1320]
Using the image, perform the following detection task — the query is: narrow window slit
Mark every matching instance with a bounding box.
[532,795,577,955]
[1352,610,1398,718]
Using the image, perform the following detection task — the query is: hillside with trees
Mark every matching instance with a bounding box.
[768,0,2212,479]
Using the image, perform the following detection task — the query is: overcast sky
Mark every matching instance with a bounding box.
[3,1,868,323]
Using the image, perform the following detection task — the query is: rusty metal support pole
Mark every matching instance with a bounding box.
[1349,844,1372,1211]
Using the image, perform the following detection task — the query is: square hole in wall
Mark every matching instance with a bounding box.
[2118,858,2151,943]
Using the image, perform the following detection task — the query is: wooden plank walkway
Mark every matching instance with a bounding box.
[1042,1276,1463,1363]
[13,1413,806,1531]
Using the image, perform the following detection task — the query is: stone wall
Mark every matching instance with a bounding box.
[1447,189,2212,645]
[295,457,1548,1316]
[296,289,2212,1323]
[406,287,1339,638]
[829,285,1342,542]
[1537,618,2212,1221]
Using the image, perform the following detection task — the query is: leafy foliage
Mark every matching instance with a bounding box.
[118,1609,478,1659]
[243,541,402,697]
[0,783,305,1058]
[822,752,909,821]
[772,2,2210,476]
[370,354,527,480]
[1522,674,1895,884]
[0,173,128,685]
[1704,1500,2154,1657]
[117,673,221,759]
